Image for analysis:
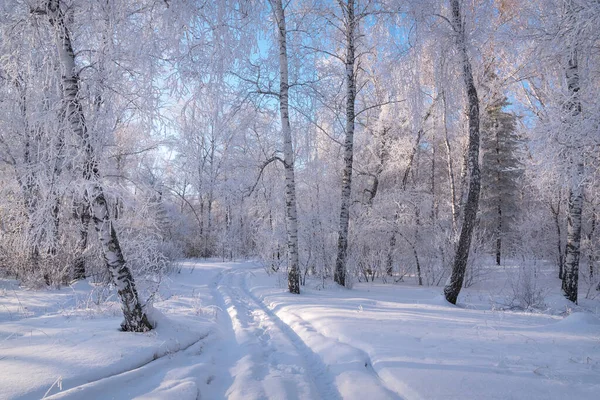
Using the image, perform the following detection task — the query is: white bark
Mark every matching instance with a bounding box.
[46,0,152,331]
[562,8,583,302]
[271,0,300,293]
[334,0,357,287]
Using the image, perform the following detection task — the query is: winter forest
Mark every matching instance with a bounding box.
[1,0,599,399]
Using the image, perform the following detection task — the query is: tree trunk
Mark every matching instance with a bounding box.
[272,0,300,294]
[386,212,399,277]
[562,2,583,304]
[588,208,596,280]
[334,0,356,287]
[73,201,90,281]
[563,164,583,304]
[444,0,482,305]
[496,205,502,266]
[495,127,502,266]
[550,200,565,279]
[47,0,152,331]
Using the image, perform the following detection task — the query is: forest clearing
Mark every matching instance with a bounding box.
[1,0,599,398]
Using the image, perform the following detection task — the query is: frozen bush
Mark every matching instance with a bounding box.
[507,264,548,311]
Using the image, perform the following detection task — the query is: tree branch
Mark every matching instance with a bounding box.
[244,156,284,198]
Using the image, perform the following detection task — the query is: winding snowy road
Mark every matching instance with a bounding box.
[44,262,401,400]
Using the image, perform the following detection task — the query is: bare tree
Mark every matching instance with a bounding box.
[44,0,152,331]
[561,0,583,304]
[334,0,358,287]
[270,0,301,293]
[443,0,482,305]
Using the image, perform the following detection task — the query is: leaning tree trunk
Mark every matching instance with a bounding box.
[272,0,300,293]
[562,34,583,304]
[444,0,482,305]
[334,0,357,287]
[46,0,152,331]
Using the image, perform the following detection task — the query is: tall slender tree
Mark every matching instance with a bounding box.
[561,0,583,304]
[334,0,357,287]
[270,0,301,294]
[43,0,152,332]
[480,92,523,266]
[444,0,482,304]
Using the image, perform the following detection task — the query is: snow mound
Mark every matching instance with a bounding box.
[430,294,456,307]
[132,380,199,400]
[547,312,600,332]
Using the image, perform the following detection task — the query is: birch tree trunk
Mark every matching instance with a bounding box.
[550,199,565,280]
[562,14,583,303]
[46,0,152,331]
[334,0,356,287]
[586,207,596,281]
[443,0,482,305]
[271,0,300,293]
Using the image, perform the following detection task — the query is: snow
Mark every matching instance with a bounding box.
[1,260,599,399]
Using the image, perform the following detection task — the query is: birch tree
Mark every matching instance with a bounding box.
[523,0,600,302]
[443,0,482,304]
[334,0,358,287]
[270,0,301,293]
[42,0,152,332]
[561,0,584,303]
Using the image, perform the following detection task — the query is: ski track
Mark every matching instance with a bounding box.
[45,331,212,399]
[215,267,342,400]
[276,307,404,400]
[241,270,404,400]
[44,268,229,400]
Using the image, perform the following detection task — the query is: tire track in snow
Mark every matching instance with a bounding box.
[45,332,212,399]
[232,269,343,400]
[240,269,404,400]
[284,309,405,400]
[282,308,404,399]
[47,267,228,400]
[216,269,342,400]
[214,270,273,396]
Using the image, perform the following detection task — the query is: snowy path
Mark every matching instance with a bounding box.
[214,267,342,400]
[249,273,600,400]
[41,263,396,400]
[39,263,404,400]
[40,263,231,400]
[2,260,600,399]
[234,269,402,400]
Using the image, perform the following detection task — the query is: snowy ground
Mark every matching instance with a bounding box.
[1,260,599,399]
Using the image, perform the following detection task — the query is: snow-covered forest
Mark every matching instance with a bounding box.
[1,0,599,399]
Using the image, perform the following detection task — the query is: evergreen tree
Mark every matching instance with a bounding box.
[480,96,524,265]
